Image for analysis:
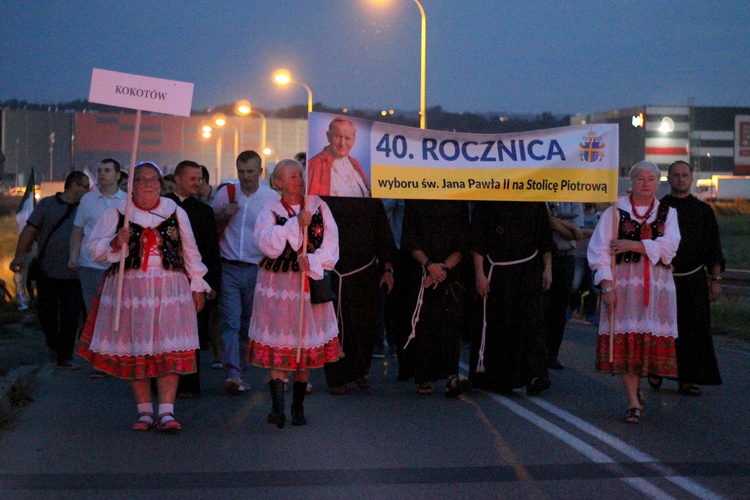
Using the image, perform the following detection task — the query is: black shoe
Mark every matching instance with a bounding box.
[291,381,307,426]
[56,360,81,370]
[547,358,564,370]
[647,374,663,390]
[268,379,286,429]
[527,377,551,396]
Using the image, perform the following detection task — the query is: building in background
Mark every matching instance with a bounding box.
[0,108,307,187]
[571,106,750,178]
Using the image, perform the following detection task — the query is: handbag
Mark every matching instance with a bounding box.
[309,270,336,304]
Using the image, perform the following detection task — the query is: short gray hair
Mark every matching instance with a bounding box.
[270,158,303,192]
[629,160,661,182]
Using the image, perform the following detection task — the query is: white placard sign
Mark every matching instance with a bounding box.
[88,68,193,117]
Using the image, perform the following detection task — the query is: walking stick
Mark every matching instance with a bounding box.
[609,202,618,363]
[114,109,141,333]
[296,195,309,364]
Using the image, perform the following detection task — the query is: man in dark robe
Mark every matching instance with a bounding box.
[470,201,553,396]
[323,197,396,394]
[399,200,471,396]
[659,160,723,395]
[168,160,222,397]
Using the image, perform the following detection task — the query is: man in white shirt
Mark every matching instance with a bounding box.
[307,118,371,197]
[212,150,278,394]
[69,158,126,314]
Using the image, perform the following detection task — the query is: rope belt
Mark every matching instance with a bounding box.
[403,266,429,351]
[476,250,538,373]
[332,256,377,358]
[671,264,704,277]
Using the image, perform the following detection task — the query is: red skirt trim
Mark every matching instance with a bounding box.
[77,346,197,380]
[76,272,197,379]
[247,337,341,371]
[595,332,678,377]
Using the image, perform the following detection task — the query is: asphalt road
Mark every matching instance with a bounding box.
[0,320,748,499]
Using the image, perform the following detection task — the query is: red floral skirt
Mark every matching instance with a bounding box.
[595,331,677,377]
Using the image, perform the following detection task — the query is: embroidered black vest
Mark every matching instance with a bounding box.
[261,208,325,273]
[616,203,669,264]
[109,211,186,273]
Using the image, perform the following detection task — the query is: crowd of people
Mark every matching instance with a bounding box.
[9,151,724,431]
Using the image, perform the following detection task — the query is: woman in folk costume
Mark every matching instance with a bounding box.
[78,162,211,433]
[587,160,680,424]
[247,159,340,428]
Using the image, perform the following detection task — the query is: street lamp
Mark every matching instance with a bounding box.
[235,100,268,176]
[200,125,223,187]
[414,0,426,129]
[372,0,426,129]
[212,112,239,163]
[272,68,313,113]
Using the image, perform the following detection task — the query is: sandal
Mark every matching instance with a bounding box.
[624,407,642,424]
[678,384,701,396]
[526,377,551,396]
[417,382,434,395]
[331,385,347,396]
[647,375,663,390]
[444,375,471,398]
[355,375,371,390]
[156,412,182,434]
[132,412,155,431]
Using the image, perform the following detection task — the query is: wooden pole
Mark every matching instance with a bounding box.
[113,109,141,332]
[609,202,618,363]
[296,195,309,364]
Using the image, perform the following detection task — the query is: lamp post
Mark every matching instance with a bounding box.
[235,100,268,176]
[212,112,239,163]
[372,0,426,129]
[201,125,223,187]
[272,68,313,113]
[414,0,426,129]
[48,132,55,180]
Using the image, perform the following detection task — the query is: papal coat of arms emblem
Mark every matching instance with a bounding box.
[579,130,605,162]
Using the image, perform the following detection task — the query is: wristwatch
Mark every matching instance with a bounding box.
[601,286,614,294]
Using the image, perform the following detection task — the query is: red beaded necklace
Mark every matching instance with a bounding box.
[629,194,655,240]
[629,194,654,222]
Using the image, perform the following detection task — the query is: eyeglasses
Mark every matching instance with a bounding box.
[134,177,161,185]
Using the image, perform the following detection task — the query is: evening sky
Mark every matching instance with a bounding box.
[1,1,748,116]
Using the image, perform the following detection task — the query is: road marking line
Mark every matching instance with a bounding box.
[489,394,677,499]
[463,396,546,498]
[459,363,724,499]
[528,397,725,500]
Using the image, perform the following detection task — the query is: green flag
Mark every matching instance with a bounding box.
[15,168,36,233]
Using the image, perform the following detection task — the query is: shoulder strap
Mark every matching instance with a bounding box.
[37,202,76,263]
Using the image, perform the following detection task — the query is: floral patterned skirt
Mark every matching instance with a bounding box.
[77,268,198,379]
[596,261,678,377]
[595,332,677,377]
[247,268,340,371]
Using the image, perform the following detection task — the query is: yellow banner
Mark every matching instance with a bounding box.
[307,112,619,202]
[371,166,617,202]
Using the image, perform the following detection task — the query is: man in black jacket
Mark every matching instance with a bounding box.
[168,160,222,396]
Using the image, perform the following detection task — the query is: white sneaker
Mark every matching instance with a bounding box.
[224,376,249,394]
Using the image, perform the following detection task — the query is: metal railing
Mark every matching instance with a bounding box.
[721,269,750,297]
